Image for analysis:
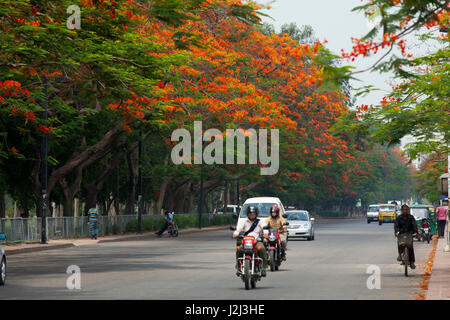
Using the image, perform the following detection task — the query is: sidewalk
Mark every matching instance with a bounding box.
[426,231,450,300]
[2,225,230,256]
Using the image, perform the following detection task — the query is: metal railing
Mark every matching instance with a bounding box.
[0,213,230,243]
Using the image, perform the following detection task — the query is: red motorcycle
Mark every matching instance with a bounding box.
[167,221,178,237]
[265,223,288,271]
[236,233,264,290]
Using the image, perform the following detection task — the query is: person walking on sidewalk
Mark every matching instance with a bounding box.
[436,205,448,238]
[88,208,100,240]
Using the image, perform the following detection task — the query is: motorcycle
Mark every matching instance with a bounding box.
[167,221,179,237]
[419,218,431,244]
[231,228,264,290]
[264,222,289,271]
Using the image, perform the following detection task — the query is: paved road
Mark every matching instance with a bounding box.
[0,219,433,299]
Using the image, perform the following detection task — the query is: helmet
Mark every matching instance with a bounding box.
[270,205,280,217]
[246,206,258,217]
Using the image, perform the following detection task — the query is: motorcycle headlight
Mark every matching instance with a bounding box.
[243,241,253,249]
[268,235,276,241]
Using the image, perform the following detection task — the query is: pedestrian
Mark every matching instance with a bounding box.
[88,208,100,240]
[436,205,448,238]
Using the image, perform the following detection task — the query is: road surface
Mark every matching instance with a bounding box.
[0,219,432,299]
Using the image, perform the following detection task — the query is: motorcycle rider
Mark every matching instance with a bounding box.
[394,204,418,269]
[155,211,174,237]
[232,206,268,277]
[265,205,287,260]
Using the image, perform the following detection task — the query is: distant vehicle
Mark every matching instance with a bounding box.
[378,204,397,225]
[366,204,380,223]
[410,205,435,242]
[237,197,286,227]
[285,210,315,240]
[217,205,240,215]
[0,232,6,285]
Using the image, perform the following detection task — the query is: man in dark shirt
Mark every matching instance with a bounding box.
[394,204,418,269]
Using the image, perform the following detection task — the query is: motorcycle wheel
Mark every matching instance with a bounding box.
[427,234,430,244]
[379,220,382,225]
[251,280,256,289]
[275,265,279,271]
[270,251,275,272]
[244,259,251,290]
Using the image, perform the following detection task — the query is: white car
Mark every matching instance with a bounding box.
[236,197,286,228]
[285,210,315,240]
[366,204,380,223]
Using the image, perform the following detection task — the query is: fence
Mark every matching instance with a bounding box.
[0,213,227,243]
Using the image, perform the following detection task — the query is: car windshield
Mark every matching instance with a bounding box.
[239,203,277,218]
[368,206,379,212]
[379,206,394,212]
[286,212,308,221]
[411,208,428,219]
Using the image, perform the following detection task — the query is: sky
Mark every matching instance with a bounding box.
[258,0,438,158]
[259,0,393,108]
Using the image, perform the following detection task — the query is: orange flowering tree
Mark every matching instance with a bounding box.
[341,0,448,161]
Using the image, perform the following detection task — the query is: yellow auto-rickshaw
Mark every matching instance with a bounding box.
[378,204,397,225]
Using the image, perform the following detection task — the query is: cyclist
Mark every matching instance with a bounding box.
[394,204,418,269]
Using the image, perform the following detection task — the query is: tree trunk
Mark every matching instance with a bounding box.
[185,183,195,213]
[155,176,171,215]
[223,181,228,214]
[60,167,83,217]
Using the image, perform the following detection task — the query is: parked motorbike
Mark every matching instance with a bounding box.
[264,222,289,271]
[167,221,179,237]
[419,218,431,244]
[230,227,264,290]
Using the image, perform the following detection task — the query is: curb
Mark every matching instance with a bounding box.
[4,243,75,256]
[98,225,230,243]
[2,225,232,254]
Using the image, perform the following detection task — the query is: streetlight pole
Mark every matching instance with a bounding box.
[41,77,48,244]
[236,179,240,209]
[446,145,450,251]
[137,130,143,234]
[198,164,204,229]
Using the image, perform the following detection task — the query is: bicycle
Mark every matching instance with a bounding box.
[397,233,414,277]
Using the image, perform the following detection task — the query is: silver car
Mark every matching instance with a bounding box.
[285,210,315,240]
[0,232,6,285]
